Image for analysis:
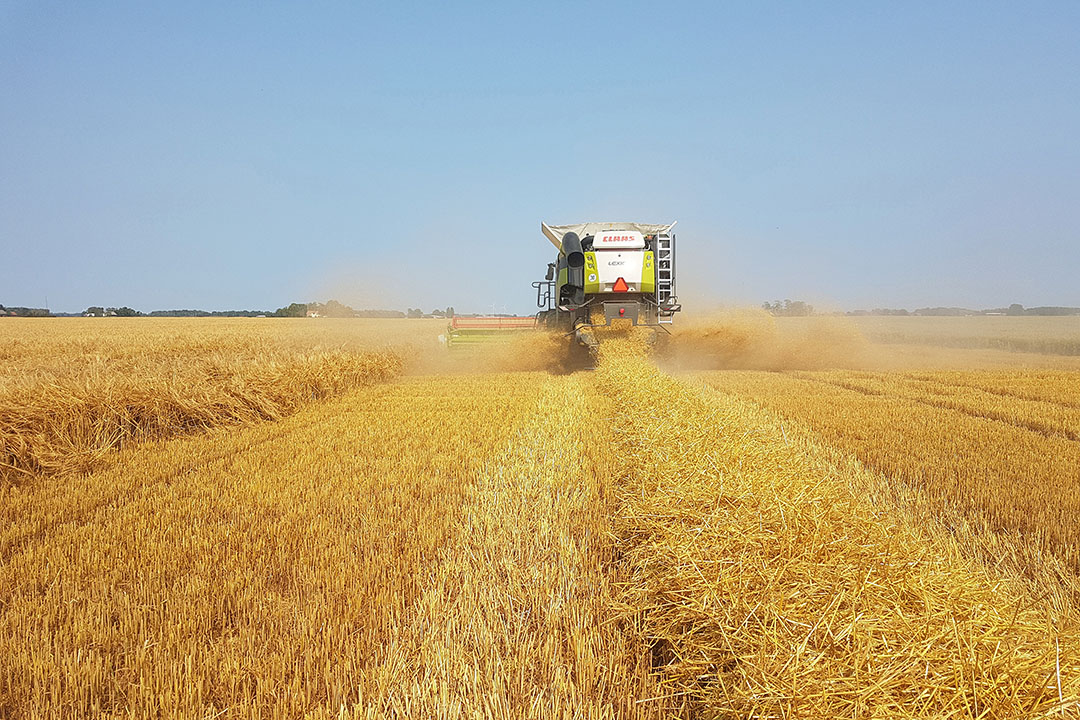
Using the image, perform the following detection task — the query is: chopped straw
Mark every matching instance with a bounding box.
[596,339,1079,717]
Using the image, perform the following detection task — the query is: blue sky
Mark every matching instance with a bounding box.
[2,2,1078,313]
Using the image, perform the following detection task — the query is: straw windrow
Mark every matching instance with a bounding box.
[597,341,1079,717]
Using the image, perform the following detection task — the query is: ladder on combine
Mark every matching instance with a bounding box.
[656,233,676,323]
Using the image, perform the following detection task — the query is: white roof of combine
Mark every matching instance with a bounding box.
[541,221,677,250]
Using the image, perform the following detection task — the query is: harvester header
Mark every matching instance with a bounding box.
[444,315,536,349]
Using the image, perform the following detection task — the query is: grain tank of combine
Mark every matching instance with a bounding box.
[533,222,681,348]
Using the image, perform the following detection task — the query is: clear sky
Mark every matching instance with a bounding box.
[2,2,1078,314]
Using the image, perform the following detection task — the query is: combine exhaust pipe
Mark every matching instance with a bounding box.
[561,232,585,309]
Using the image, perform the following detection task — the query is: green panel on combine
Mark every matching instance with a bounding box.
[584,252,599,293]
[558,267,568,293]
[640,251,656,294]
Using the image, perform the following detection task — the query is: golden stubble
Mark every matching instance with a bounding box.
[598,345,1079,717]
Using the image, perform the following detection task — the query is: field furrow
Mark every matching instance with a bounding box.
[365,375,654,719]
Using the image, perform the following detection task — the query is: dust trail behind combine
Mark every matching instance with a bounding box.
[417,309,875,376]
[657,308,872,372]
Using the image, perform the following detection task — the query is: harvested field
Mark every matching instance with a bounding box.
[603,342,1078,716]
[851,315,1080,357]
[699,370,1080,581]
[1,316,1078,717]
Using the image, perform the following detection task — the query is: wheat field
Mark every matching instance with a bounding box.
[1,316,1078,718]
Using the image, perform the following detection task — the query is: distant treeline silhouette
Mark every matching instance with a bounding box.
[1,301,409,318]
[847,304,1080,317]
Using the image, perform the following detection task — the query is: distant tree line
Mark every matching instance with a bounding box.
[84,306,140,317]
[998,304,1080,316]
[6,300,469,319]
[845,304,1080,317]
[406,307,455,319]
[74,301,413,318]
[274,301,409,318]
[0,304,51,317]
[762,300,813,317]
[758,301,1080,318]
[146,309,267,317]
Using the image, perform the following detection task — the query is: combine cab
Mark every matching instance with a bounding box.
[444,316,537,349]
[533,221,682,351]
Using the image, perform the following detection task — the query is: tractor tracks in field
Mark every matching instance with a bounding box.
[364,376,656,719]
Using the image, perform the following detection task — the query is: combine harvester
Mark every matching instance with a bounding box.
[445,221,682,355]
[535,221,681,350]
